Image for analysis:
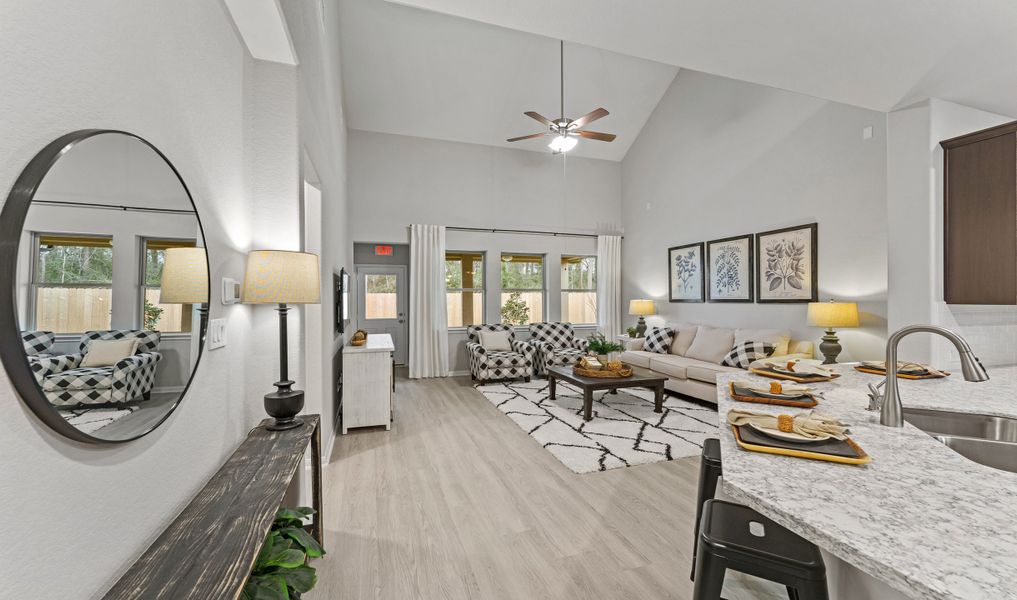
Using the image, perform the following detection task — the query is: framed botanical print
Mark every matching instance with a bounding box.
[756,223,818,303]
[668,242,705,302]
[707,234,754,302]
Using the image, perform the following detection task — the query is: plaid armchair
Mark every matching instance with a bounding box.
[528,322,589,376]
[465,324,535,383]
[21,330,56,358]
[30,330,163,407]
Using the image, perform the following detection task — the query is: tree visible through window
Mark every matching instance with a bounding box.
[33,234,114,333]
[500,254,544,326]
[143,238,197,333]
[446,252,484,328]
[561,255,597,324]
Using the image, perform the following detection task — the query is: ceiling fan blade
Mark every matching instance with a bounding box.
[524,111,554,127]
[570,108,609,129]
[576,130,616,142]
[507,132,548,142]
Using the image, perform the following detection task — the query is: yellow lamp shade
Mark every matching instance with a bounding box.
[159,247,209,304]
[241,250,321,304]
[628,299,656,316]
[807,301,859,329]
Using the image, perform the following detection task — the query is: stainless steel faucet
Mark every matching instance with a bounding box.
[872,325,990,427]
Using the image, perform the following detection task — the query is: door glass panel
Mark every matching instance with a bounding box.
[365,274,398,319]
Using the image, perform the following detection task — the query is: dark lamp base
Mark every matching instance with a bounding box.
[265,382,305,431]
[818,329,843,365]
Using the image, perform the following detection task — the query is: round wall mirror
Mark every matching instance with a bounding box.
[0,130,209,443]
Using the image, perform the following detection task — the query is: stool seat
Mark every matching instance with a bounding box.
[694,499,828,600]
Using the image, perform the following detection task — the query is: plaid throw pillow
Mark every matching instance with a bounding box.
[642,327,675,354]
[721,341,776,368]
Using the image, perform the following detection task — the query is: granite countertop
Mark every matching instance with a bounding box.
[715,364,1017,600]
[343,333,395,353]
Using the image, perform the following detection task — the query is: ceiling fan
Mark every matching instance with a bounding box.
[507,40,616,153]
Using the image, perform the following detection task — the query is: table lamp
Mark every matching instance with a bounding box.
[242,250,321,430]
[628,299,656,338]
[807,300,860,364]
[159,247,210,337]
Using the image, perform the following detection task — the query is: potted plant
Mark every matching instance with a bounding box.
[626,326,638,338]
[586,332,624,363]
[243,507,326,600]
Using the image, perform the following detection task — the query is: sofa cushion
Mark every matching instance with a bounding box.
[647,355,698,379]
[685,327,735,363]
[478,330,512,351]
[735,328,792,357]
[721,341,776,368]
[619,350,654,368]
[642,327,675,354]
[686,362,743,384]
[668,324,699,356]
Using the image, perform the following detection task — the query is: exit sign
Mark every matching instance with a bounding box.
[374,245,393,256]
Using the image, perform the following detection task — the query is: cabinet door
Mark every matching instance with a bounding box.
[944,132,1017,304]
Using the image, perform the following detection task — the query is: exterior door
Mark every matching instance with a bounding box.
[356,266,408,365]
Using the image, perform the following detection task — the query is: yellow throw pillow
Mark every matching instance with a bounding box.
[81,338,140,368]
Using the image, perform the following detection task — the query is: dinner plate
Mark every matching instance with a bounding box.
[731,384,811,401]
[748,423,832,443]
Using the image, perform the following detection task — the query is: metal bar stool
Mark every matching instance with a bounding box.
[691,437,723,580]
[694,499,829,600]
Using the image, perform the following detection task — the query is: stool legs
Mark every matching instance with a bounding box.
[691,438,722,581]
[691,544,726,600]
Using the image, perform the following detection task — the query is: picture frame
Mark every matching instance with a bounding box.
[668,242,705,302]
[706,234,754,302]
[756,223,818,303]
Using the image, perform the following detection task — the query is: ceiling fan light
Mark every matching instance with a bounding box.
[548,134,578,153]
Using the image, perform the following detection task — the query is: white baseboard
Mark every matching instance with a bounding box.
[322,413,338,465]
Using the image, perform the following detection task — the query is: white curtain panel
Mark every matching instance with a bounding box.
[597,235,622,340]
[409,224,450,379]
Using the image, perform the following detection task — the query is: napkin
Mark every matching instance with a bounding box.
[726,408,850,440]
[759,358,834,377]
[861,361,945,377]
[731,380,813,396]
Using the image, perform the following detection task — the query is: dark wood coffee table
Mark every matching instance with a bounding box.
[546,364,667,421]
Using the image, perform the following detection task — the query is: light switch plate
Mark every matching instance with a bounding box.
[208,318,227,350]
[221,278,241,305]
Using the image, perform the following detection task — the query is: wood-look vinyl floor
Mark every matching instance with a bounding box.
[316,373,782,599]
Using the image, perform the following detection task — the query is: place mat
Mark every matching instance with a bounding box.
[732,425,871,465]
[728,382,818,408]
[749,367,840,384]
[854,366,950,380]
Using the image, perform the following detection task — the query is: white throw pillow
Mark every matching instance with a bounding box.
[478,330,512,352]
[685,327,735,364]
[735,328,792,357]
[667,324,699,356]
[81,338,140,368]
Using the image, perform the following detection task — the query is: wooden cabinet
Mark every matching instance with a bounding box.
[341,333,395,433]
[941,121,1017,304]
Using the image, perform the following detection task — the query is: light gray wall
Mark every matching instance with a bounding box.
[621,69,889,361]
[887,98,1016,366]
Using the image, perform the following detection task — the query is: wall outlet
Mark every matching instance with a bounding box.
[208,318,227,350]
[221,278,241,305]
[862,126,873,140]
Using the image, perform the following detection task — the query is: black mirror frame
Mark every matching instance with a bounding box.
[0,129,210,444]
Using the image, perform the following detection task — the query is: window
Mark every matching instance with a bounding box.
[446,251,485,328]
[142,238,197,333]
[32,234,113,333]
[561,255,597,325]
[364,273,398,319]
[500,253,544,326]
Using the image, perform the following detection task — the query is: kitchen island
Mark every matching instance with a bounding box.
[715,365,1017,600]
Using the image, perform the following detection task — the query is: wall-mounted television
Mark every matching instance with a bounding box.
[334,267,350,334]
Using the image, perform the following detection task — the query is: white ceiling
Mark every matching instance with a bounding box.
[224,0,296,65]
[386,0,1017,118]
[338,0,679,161]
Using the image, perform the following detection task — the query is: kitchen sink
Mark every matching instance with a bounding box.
[903,408,1017,474]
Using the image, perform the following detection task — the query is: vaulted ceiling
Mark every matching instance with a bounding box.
[341,0,1017,161]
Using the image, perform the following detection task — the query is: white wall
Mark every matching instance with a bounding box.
[348,130,621,371]
[887,98,1015,366]
[621,69,889,361]
[0,1,348,597]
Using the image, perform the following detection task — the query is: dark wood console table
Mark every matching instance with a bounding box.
[102,414,322,599]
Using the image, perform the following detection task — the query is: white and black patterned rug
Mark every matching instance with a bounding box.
[476,379,718,474]
[60,406,139,434]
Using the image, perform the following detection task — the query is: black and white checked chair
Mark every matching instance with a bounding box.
[30,329,163,407]
[465,324,535,383]
[21,330,56,359]
[528,322,589,376]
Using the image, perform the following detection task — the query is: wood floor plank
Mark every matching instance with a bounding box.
[315,374,783,599]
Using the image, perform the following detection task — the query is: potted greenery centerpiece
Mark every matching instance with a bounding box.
[243,507,325,600]
[586,332,624,364]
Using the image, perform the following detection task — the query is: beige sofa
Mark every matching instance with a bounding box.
[620,324,814,404]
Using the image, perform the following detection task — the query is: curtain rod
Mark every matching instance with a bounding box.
[32,199,196,215]
[440,225,622,240]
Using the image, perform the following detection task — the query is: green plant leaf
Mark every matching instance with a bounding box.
[253,532,282,571]
[244,574,289,600]
[280,527,326,558]
[264,547,306,569]
[279,565,318,593]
